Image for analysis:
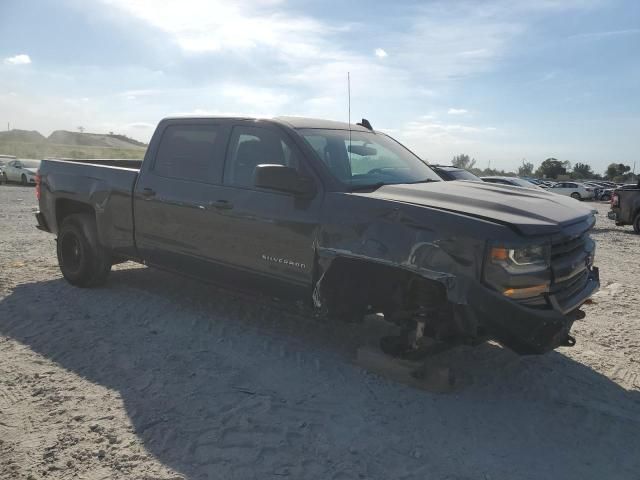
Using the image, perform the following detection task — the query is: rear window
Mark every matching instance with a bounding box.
[154,124,222,183]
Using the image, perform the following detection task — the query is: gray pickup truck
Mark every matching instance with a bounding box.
[609,184,640,232]
[36,116,599,356]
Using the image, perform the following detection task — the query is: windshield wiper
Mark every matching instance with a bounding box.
[404,179,440,184]
[349,182,387,192]
[350,179,440,192]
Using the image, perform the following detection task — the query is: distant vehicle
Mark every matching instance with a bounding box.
[430,165,481,182]
[522,177,544,186]
[583,182,606,200]
[609,185,640,232]
[548,181,595,200]
[3,159,41,185]
[0,161,7,183]
[481,176,543,190]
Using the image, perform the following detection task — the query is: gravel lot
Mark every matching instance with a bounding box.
[1,184,639,480]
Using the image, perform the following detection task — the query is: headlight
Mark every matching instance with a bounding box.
[490,244,550,271]
[484,243,551,299]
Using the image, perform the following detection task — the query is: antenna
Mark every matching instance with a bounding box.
[347,72,352,180]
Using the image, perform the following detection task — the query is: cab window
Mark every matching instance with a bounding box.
[154,124,223,183]
[224,126,300,189]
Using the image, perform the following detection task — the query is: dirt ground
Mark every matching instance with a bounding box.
[1,184,639,480]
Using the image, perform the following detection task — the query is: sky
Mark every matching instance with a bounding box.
[0,0,638,173]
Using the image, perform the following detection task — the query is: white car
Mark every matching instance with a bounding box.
[3,159,41,185]
[548,181,595,200]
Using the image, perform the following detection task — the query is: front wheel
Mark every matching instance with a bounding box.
[633,213,640,234]
[21,174,28,186]
[57,214,112,287]
[570,192,581,200]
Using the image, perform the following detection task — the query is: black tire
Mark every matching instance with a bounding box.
[600,194,610,202]
[57,214,111,287]
[633,213,640,234]
[570,192,581,200]
[21,174,28,186]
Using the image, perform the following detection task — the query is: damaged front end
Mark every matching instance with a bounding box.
[312,193,599,356]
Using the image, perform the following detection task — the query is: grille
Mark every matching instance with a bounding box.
[551,232,587,260]
[549,232,592,311]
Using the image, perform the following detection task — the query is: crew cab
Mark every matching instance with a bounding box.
[36,116,600,356]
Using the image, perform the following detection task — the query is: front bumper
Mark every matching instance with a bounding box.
[469,267,599,354]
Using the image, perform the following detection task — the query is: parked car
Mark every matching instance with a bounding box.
[3,159,41,185]
[548,181,595,200]
[36,115,599,356]
[430,165,481,182]
[608,184,640,232]
[582,182,606,200]
[481,176,544,190]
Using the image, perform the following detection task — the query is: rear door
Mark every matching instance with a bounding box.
[206,121,323,297]
[552,182,569,195]
[133,119,231,277]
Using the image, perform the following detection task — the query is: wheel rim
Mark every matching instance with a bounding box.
[571,193,580,199]
[60,233,83,274]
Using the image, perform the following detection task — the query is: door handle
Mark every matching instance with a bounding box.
[210,199,233,210]
[141,187,156,198]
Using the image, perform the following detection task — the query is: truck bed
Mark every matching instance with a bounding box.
[38,159,140,254]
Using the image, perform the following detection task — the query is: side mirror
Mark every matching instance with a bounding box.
[254,164,316,197]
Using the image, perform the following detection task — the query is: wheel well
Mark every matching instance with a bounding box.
[55,199,95,227]
[319,256,448,317]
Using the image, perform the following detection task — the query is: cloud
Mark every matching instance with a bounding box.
[569,28,640,40]
[447,108,468,115]
[4,54,32,65]
[374,48,388,58]
[102,0,339,59]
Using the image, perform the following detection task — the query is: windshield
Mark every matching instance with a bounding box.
[20,159,41,168]
[447,169,481,181]
[298,129,440,189]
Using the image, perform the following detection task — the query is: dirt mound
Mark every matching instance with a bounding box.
[47,130,146,149]
[0,129,46,143]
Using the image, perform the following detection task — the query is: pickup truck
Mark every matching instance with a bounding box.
[609,183,640,232]
[36,116,600,356]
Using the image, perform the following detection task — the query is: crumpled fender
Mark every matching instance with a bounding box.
[312,193,516,308]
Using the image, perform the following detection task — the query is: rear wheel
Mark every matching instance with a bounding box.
[57,214,112,287]
[570,192,581,200]
[21,174,27,186]
[633,213,640,234]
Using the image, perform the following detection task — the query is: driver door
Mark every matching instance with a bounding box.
[206,122,323,295]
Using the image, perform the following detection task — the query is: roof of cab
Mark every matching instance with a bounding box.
[159,115,373,132]
[273,116,373,132]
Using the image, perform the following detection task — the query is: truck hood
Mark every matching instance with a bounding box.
[361,181,594,236]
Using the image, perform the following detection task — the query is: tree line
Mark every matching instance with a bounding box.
[450,154,637,182]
